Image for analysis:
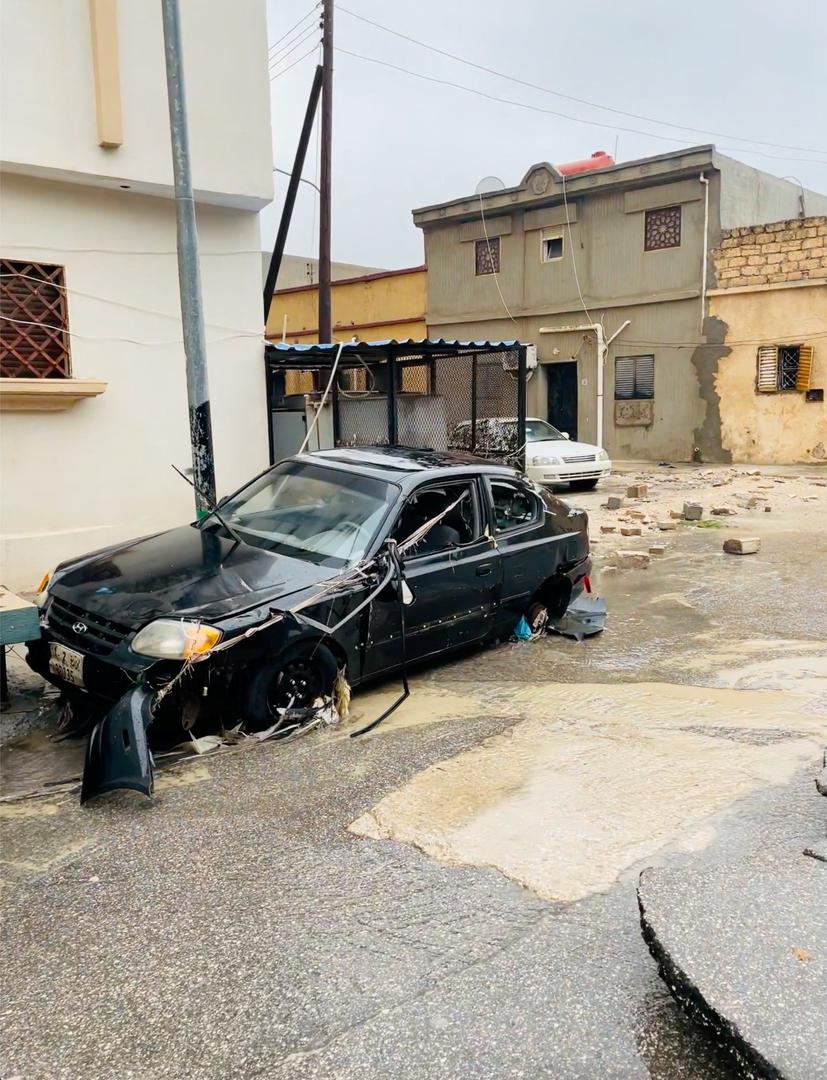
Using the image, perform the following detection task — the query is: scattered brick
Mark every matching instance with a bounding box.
[683,502,703,521]
[723,536,760,555]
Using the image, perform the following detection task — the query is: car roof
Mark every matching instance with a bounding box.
[293,445,519,485]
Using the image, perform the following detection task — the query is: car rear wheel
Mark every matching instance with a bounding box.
[569,478,599,491]
[242,642,338,732]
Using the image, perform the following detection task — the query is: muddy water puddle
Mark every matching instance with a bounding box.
[351,675,827,903]
[1,728,87,800]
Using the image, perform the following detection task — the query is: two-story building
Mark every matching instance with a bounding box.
[413,146,827,463]
[0,0,273,589]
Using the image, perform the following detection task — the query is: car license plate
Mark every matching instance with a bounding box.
[49,642,85,688]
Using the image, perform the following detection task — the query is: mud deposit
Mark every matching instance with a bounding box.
[350,675,827,902]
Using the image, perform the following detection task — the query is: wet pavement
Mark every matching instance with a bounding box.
[2,464,826,1079]
[639,848,827,1080]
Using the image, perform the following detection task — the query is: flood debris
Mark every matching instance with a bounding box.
[626,484,648,499]
[723,536,761,555]
[548,594,607,639]
[683,502,704,521]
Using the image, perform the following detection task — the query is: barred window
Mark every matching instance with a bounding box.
[475,237,500,275]
[615,355,655,400]
[0,260,71,378]
[756,344,813,393]
[644,206,681,251]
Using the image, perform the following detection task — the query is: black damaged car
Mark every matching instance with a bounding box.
[28,447,591,796]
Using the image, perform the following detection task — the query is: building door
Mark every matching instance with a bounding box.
[547,362,578,440]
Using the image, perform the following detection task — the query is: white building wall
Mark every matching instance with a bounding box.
[0,176,269,590]
[0,0,273,208]
[0,0,273,589]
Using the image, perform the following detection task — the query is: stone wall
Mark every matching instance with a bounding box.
[712,216,827,288]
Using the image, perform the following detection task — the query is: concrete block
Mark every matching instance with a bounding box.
[711,506,736,516]
[648,544,667,555]
[626,484,648,499]
[669,509,684,519]
[657,520,679,531]
[723,536,760,555]
[606,496,625,510]
[683,502,703,521]
[620,526,642,537]
[600,525,617,533]
[617,550,650,569]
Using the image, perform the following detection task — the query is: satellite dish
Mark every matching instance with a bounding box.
[474,175,506,195]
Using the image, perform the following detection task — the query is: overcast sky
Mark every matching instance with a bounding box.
[263,0,827,269]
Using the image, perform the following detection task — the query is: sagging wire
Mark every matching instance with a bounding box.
[153,487,482,726]
[478,192,518,328]
[350,540,409,738]
[298,340,345,454]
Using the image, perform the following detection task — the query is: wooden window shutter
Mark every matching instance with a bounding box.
[795,345,814,391]
[756,346,778,392]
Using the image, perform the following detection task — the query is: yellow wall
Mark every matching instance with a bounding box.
[267,266,427,345]
[710,282,827,464]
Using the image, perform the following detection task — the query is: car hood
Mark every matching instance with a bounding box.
[50,525,341,629]
[526,438,604,459]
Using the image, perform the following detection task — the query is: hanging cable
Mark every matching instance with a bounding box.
[560,174,593,325]
[337,6,827,157]
[270,45,320,81]
[335,49,827,166]
[268,24,320,72]
[267,3,321,54]
[478,193,518,327]
[298,341,345,453]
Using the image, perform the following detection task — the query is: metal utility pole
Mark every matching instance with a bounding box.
[160,0,216,515]
[318,0,333,342]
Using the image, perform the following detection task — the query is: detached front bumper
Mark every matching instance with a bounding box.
[526,463,611,486]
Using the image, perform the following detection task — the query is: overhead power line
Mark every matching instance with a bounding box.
[335,47,827,166]
[270,45,320,81]
[269,25,320,72]
[337,6,827,158]
[268,3,320,55]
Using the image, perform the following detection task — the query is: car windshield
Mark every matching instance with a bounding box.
[203,460,397,568]
[525,419,566,442]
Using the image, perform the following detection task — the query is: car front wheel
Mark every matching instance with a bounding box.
[242,641,339,732]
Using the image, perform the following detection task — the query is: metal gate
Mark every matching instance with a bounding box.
[265,339,528,468]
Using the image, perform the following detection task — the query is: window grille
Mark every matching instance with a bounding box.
[0,260,71,378]
[475,237,500,275]
[644,206,681,251]
[615,355,655,399]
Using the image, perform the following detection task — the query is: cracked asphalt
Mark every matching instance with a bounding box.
[2,464,826,1079]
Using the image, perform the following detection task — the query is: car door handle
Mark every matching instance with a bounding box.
[476,563,494,577]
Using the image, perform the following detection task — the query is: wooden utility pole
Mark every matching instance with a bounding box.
[319,0,333,342]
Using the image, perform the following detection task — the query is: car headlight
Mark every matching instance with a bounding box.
[36,570,54,608]
[529,455,561,466]
[131,619,222,660]
[596,449,610,462]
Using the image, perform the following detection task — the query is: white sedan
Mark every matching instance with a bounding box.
[523,418,611,491]
[448,417,611,491]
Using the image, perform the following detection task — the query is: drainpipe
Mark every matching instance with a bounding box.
[539,320,630,448]
[699,172,710,334]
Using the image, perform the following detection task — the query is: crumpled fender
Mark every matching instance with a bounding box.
[80,685,155,803]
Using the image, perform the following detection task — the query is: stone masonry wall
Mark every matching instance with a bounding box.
[712,216,827,289]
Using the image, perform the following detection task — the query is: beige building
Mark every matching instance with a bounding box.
[413,146,827,463]
[710,217,827,464]
[0,0,273,588]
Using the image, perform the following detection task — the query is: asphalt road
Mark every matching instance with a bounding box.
[2,465,826,1079]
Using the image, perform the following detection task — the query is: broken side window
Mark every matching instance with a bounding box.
[392,481,479,556]
[489,478,542,533]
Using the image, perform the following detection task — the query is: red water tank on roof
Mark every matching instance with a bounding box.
[556,151,615,177]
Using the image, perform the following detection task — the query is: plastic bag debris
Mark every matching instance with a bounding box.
[548,594,607,640]
[514,616,534,641]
